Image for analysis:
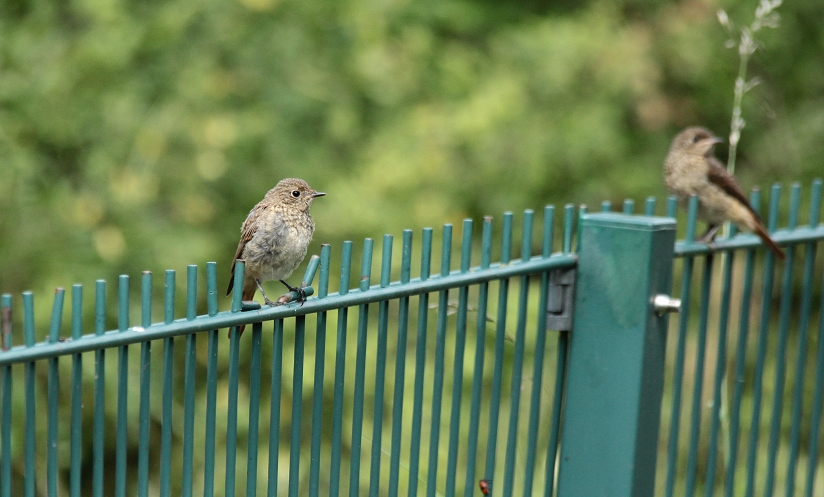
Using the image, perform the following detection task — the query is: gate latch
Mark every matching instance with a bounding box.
[546,267,576,331]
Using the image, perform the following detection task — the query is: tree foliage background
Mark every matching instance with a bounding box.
[2,0,822,297]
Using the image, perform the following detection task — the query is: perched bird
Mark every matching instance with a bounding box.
[227,178,325,335]
[664,126,784,260]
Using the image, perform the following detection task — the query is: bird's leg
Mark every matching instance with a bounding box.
[698,223,720,249]
[279,279,307,305]
[255,279,278,306]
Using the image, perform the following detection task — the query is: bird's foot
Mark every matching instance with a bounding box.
[279,280,308,306]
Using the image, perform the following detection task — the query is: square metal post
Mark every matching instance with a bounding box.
[557,213,676,497]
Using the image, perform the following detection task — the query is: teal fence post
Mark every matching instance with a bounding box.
[556,213,676,497]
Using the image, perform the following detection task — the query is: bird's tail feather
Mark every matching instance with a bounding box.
[753,223,785,261]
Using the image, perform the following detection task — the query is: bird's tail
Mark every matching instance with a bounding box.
[753,223,785,261]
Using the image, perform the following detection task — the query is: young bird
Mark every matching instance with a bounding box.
[227,178,325,335]
[664,126,784,260]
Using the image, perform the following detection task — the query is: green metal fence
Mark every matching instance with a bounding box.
[1,180,823,496]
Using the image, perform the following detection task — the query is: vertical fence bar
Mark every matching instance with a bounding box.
[204,262,219,497]
[329,241,353,497]
[745,186,781,497]
[0,294,11,497]
[544,205,567,497]
[368,235,393,497]
[523,210,553,495]
[785,181,820,497]
[704,249,735,496]
[408,228,432,497]
[483,212,512,485]
[463,217,493,497]
[47,288,64,497]
[765,184,799,494]
[160,270,175,497]
[116,275,129,497]
[225,262,245,497]
[803,180,824,497]
[389,231,413,497]
[645,197,656,216]
[247,321,263,497]
[289,314,307,497]
[426,224,452,497]
[23,291,34,497]
[349,238,374,497]
[665,195,699,497]
[684,255,715,497]
[623,199,635,214]
[93,280,106,497]
[308,245,332,497]
[501,210,534,497]
[182,265,197,497]
[70,285,83,497]
[445,220,472,497]
[138,272,153,497]
[556,213,675,497]
[268,318,284,497]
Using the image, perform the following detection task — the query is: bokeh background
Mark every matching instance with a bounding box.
[1,0,823,297]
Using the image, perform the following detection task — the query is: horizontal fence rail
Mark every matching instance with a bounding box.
[1,179,823,496]
[1,205,579,497]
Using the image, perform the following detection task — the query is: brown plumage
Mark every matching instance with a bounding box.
[227,178,325,335]
[664,126,784,260]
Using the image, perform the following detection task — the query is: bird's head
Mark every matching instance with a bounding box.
[268,178,326,211]
[672,127,723,157]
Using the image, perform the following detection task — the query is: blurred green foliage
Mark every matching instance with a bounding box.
[1,0,822,298]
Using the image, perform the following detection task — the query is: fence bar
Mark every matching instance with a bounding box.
[502,210,534,497]
[310,245,332,496]
[47,288,65,497]
[204,262,219,497]
[93,280,106,497]
[329,240,352,497]
[225,306,242,497]
[765,184,800,494]
[1,294,10,497]
[463,217,493,497]
[684,255,714,496]
[704,250,735,496]
[182,266,197,497]
[785,181,820,497]
[268,319,284,497]
[407,228,432,497]
[803,180,824,497]
[160,270,175,497]
[427,224,453,497]
[289,314,306,497]
[138,272,153,497]
[445,220,473,497]
[23,291,34,497]
[557,213,675,497]
[116,275,129,497]
[368,235,393,497]
[388,231,412,497]
[483,212,512,485]
[525,206,555,496]
[744,186,781,497]
[70,285,83,497]
[247,321,263,497]
[349,238,374,497]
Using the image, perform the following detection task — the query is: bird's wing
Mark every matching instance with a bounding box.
[706,157,762,222]
[226,204,265,296]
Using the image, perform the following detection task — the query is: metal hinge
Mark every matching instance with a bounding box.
[546,267,576,331]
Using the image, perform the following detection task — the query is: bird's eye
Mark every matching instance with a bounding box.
[691,135,700,143]
[291,190,300,198]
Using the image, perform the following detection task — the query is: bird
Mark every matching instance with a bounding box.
[664,126,784,260]
[226,178,325,335]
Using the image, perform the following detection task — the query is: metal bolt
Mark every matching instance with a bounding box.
[652,294,681,316]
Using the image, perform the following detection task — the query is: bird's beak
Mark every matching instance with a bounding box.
[311,191,326,198]
[709,136,723,145]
